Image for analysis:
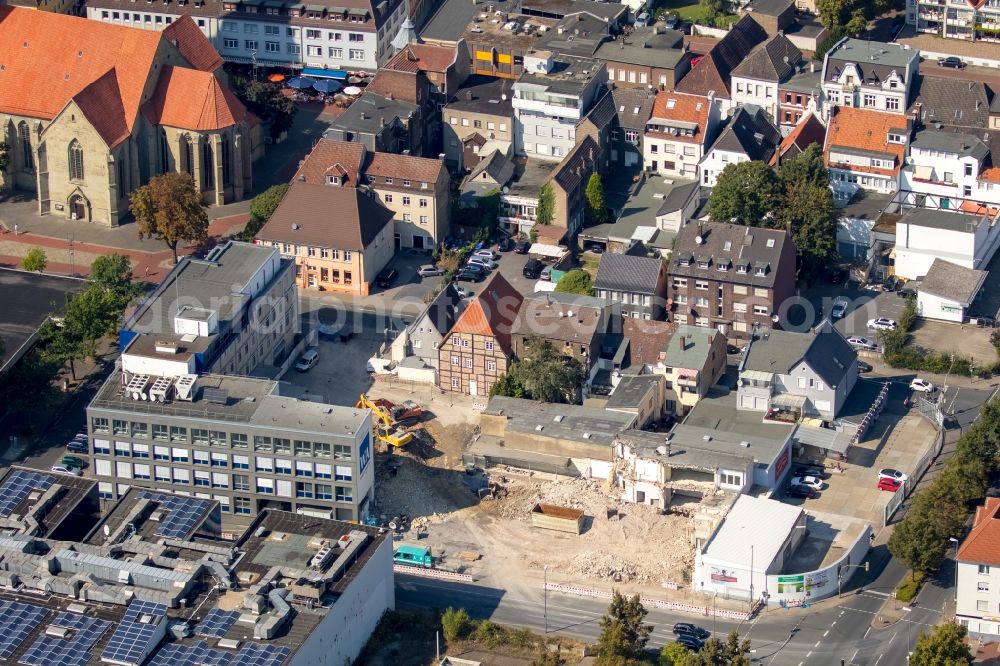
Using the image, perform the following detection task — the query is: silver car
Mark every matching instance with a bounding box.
[417,264,445,278]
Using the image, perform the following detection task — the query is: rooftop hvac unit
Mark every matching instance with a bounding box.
[149,377,173,403]
[149,511,164,522]
[175,374,198,401]
[126,374,151,401]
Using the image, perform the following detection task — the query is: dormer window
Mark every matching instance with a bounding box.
[888,133,905,144]
[698,260,710,269]
[403,179,412,187]
[737,263,748,274]
[367,175,376,183]
[755,267,767,276]
[385,177,393,184]
[717,261,729,272]
[327,175,340,185]
[679,257,691,267]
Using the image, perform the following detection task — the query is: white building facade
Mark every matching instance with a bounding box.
[894,208,1000,280]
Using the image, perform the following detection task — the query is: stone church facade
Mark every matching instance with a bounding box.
[0,7,260,226]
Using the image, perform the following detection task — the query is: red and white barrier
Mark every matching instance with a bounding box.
[394,565,474,582]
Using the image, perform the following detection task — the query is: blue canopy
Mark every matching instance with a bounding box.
[301,67,348,80]
[312,79,342,93]
[286,77,313,90]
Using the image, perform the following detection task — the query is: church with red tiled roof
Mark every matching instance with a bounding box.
[0,7,259,226]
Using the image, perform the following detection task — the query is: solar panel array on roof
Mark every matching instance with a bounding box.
[100,599,167,666]
[0,600,48,659]
[232,642,292,666]
[148,641,233,666]
[196,609,241,638]
[19,612,111,666]
[0,469,55,517]
[137,490,213,539]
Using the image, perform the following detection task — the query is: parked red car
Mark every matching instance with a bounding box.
[878,477,902,492]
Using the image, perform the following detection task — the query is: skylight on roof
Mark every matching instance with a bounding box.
[666,99,676,109]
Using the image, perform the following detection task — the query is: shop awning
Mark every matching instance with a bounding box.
[771,393,807,408]
[528,243,566,259]
[912,165,933,180]
[301,67,348,79]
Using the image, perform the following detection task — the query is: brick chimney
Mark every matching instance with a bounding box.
[678,335,685,351]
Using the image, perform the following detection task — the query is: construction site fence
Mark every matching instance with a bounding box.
[544,582,754,621]
[394,565,475,583]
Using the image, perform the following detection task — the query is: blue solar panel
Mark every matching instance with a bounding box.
[0,600,48,659]
[231,642,291,666]
[148,641,233,666]
[0,470,55,518]
[18,612,111,666]
[196,609,241,638]
[137,491,213,539]
[99,599,167,666]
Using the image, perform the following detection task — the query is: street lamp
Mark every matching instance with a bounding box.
[838,560,870,598]
[543,564,548,634]
[713,592,718,636]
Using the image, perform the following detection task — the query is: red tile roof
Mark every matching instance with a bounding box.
[622,318,677,366]
[980,167,1000,184]
[958,497,1000,565]
[142,66,248,131]
[385,43,456,73]
[73,69,130,148]
[823,107,907,177]
[448,272,523,352]
[772,112,826,166]
[647,92,712,144]
[294,137,445,188]
[295,139,367,186]
[163,16,224,72]
[0,6,160,124]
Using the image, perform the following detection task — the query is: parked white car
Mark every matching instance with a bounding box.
[417,264,445,278]
[51,466,82,476]
[791,475,823,491]
[867,317,897,331]
[471,249,499,261]
[910,378,935,393]
[846,336,877,351]
[466,257,497,271]
[878,468,909,483]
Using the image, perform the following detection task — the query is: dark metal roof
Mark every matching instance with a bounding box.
[708,105,781,163]
[594,252,664,294]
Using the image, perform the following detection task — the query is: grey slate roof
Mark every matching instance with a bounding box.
[422,0,518,42]
[675,15,767,97]
[328,92,417,135]
[594,252,664,294]
[446,75,515,115]
[611,87,657,132]
[465,150,515,186]
[910,129,990,161]
[900,208,984,231]
[670,222,792,290]
[708,105,781,162]
[662,324,719,370]
[909,75,993,130]
[550,135,599,193]
[743,321,857,388]
[743,0,794,16]
[731,34,801,83]
[581,88,617,131]
[825,38,917,85]
[920,258,989,306]
[606,375,662,409]
[411,283,466,337]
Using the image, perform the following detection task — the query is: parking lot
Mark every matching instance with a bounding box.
[781,380,937,525]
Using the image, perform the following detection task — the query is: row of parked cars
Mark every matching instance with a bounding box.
[54,430,90,475]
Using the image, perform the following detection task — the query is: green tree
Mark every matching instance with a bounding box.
[509,338,584,403]
[536,183,556,226]
[696,0,724,26]
[888,514,950,577]
[240,183,290,240]
[490,371,527,398]
[708,161,782,228]
[660,642,693,666]
[910,621,973,666]
[816,0,853,28]
[130,172,209,264]
[554,269,593,296]
[440,607,472,642]
[780,182,838,282]
[21,248,47,272]
[685,632,753,666]
[91,254,134,294]
[0,141,10,173]
[595,590,652,665]
[777,143,829,190]
[585,172,607,226]
[845,8,868,36]
[233,79,297,139]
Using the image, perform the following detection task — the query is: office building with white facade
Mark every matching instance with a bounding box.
[85,0,407,71]
[512,51,608,160]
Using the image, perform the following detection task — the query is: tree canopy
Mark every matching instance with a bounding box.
[21,248,46,273]
[130,172,209,264]
[910,622,973,666]
[595,591,652,665]
[233,79,297,139]
[708,161,782,227]
[536,183,556,226]
[492,338,584,403]
[554,269,593,295]
[585,173,608,226]
[240,183,289,240]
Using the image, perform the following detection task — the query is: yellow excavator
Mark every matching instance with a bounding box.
[356,394,414,448]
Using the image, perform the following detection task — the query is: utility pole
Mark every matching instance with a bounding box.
[543,564,548,634]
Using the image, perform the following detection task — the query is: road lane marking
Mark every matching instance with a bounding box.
[815,640,822,647]
[864,627,871,639]
[823,630,830,637]
[805,653,812,659]
[875,654,883,665]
